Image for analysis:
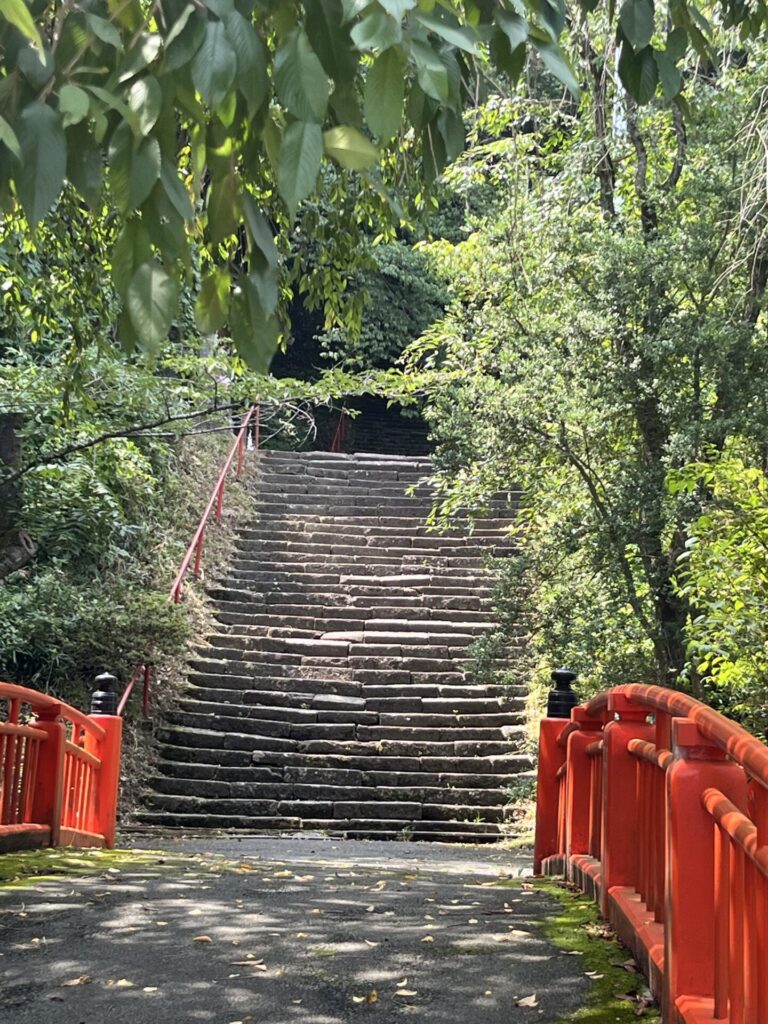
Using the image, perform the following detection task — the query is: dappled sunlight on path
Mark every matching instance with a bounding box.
[0,837,586,1023]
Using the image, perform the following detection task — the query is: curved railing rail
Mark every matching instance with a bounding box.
[534,683,768,1024]
[118,405,260,717]
[0,681,121,851]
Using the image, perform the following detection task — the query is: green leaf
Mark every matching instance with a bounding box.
[277,119,323,219]
[191,20,237,109]
[242,193,278,270]
[364,47,405,140]
[196,267,231,333]
[619,42,658,102]
[378,0,416,16]
[224,10,269,114]
[274,29,330,123]
[0,0,42,51]
[496,9,528,51]
[160,159,193,221]
[85,13,123,49]
[341,0,372,22]
[229,273,280,371]
[665,26,687,59]
[127,75,162,135]
[534,39,580,95]
[0,113,20,159]
[112,217,151,297]
[126,261,179,351]
[18,45,54,88]
[84,84,139,133]
[538,0,565,41]
[164,8,206,71]
[66,122,103,208]
[415,10,477,52]
[108,123,161,211]
[323,125,379,170]
[58,84,90,128]
[654,49,681,98]
[489,30,526,82]
[619,0,655,50]
[305,0,357,84]
[411,40,448,102]
[16,102,66,227]
[206,170,238,244]
[350,11,402,51]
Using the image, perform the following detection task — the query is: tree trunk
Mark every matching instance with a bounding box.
[0,413,36,580]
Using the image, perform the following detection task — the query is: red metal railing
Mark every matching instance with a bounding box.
[118,405,260,717]
[534,683,768,1023]
[0,681,122,850]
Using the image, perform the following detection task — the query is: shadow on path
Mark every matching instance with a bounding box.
[0,836,587,1023]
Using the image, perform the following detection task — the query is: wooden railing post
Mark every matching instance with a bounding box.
[29,710,66,847]
[534,718,568,873]
[600,692,654,916]
[565,707,604,873]
[664,717,748,1022]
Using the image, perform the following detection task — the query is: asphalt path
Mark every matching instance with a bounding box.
[0,836,587,1023]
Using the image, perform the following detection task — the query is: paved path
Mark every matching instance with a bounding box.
[0,837,586,1023]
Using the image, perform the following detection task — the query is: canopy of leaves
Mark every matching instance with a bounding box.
[0,0,762,369]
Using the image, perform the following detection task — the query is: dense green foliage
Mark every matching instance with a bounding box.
[403,41,768,725]
[1,0,765,369]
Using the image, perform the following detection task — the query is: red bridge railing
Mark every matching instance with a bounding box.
[0,681,121,852]
[534,683,768,1024]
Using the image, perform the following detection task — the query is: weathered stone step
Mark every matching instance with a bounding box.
[150,772,512,803]
[154,760,518,791]
[214,604,498,626]
[241,513,515,532]
[175,697,523,731]
[211,629,481,649]
[133,811,504,842]
[158,744,532,775]
[209,613,498,636]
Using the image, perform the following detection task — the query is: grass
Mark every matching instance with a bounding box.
[528,878,661,1023]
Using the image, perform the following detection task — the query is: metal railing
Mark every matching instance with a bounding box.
[534,683,768,1023]
[0,681,121,850]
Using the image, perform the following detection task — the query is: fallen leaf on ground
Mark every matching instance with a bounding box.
[421,935,434,943]
[143,987,158,993]
[363,940,379,947]
[515,994,538,1007]
[352,989,378,1004]
[62,976,92,987]
[193,935,213,943]
[394,990,417,997]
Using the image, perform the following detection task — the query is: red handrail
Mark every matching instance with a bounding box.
[0,680,121,849]
[170,404,259,604]
[534,683,768,1023]
[118,405,259,717]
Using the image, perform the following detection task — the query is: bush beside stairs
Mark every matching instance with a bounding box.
[139,450,532,842]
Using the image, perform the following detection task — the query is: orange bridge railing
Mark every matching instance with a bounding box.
[0,681,122,852]
[534,683,768,1024]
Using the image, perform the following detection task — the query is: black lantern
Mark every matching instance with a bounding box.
[91,672,119,716]
[547,667,578,719]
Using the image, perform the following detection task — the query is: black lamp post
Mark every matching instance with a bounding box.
[91,672,119,716]
[547,667,578,719]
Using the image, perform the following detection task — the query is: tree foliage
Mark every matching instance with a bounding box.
[0,0,764,368]
[404,41,768,710]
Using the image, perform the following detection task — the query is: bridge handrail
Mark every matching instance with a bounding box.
[534,682,768,1023]
[585,682,768,788]
[0,679,121,850]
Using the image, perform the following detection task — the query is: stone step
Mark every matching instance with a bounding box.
[237,522,514,541]
[184,687,524,715]
[210,628,481,649]
[157,744,532,775]
[148,776,511,807]
[209,614,498,636]
[176,698,523,731]
[132,811,504,842]
[154,760,521,790]
[213,604,498,626]
[240,513,515,532]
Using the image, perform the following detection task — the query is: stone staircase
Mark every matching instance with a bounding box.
[139,450,532,842]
